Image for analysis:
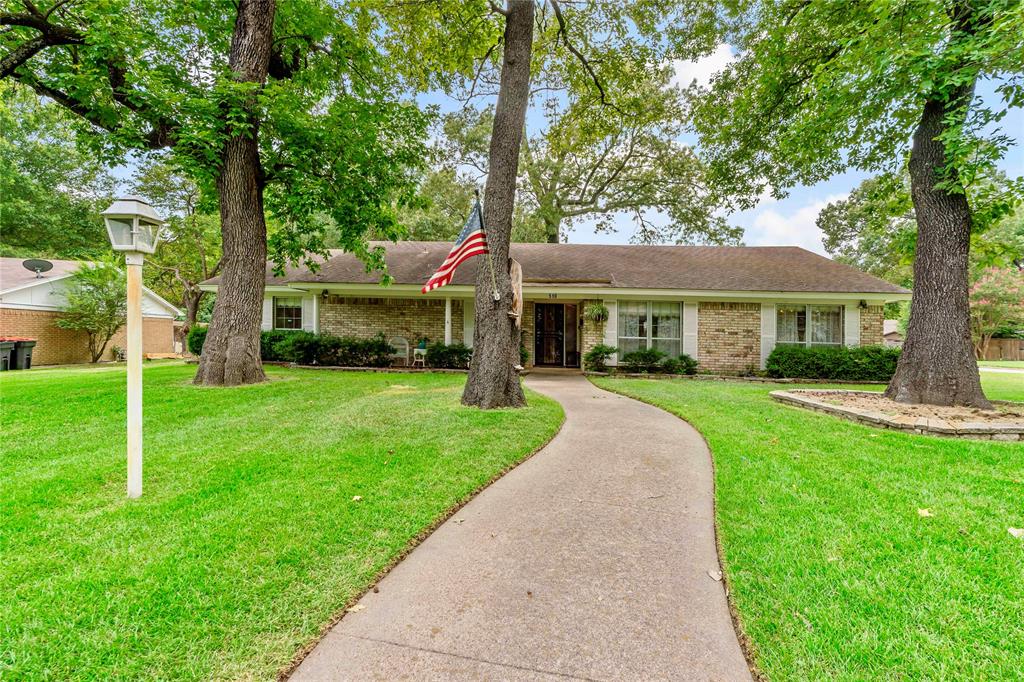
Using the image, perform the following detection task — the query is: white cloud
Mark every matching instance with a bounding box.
[745,194,847,255]
[671,44,735,89]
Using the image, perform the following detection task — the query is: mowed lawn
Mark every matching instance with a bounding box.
[0,363,562,680]
[979,360,1024,371]
[592,374,1024,681]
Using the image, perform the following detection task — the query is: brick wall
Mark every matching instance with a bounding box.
[579,299,605,367]
[521,301,535,366]
[0,308,174,365]
[859,305,884,346]
[697,302,761,374]
[319,296,463,346]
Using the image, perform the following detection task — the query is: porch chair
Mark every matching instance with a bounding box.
[389,336,410,367]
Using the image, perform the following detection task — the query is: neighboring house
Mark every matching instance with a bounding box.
[883,319,905,347]
[0,257,181,365]
[201,242,910,373]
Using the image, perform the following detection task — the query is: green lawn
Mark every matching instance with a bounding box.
[0,363,563,680]
[592,374,1024,681]
[979,359,1024,370]
[976,370,1024,402]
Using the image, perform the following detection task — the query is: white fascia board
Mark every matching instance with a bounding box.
[141,286,183,318]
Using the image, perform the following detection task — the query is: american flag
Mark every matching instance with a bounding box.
[421,199,489,293]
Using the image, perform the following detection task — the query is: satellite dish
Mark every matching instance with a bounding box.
[22,259,54,278]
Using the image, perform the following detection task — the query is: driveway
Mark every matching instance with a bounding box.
[291,373,752,681]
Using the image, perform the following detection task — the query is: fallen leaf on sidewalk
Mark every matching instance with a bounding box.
[1009,527,1024,539]
[707,570,723,582]
[918,508,934,517]
[346,604,365,613]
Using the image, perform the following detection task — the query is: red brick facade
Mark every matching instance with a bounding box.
[0,308,174,365]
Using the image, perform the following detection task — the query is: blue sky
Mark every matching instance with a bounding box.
[423,43,1023,254]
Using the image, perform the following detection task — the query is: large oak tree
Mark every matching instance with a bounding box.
[373,0,724,407]
[688,0,1024,408]
[1,0,428,385]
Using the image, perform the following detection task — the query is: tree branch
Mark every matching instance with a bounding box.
[549,0,618,111]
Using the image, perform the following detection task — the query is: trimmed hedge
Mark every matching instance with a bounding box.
[425,342,472,369]
[189,328,394,367]
[620,348,699,375]
[765,344,901,381]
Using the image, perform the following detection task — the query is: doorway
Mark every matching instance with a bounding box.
[533,303,579,367]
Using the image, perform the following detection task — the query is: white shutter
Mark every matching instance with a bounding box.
[603,300,618,366]
[463,299,475,347]
[844,304,860,347]
[683,302,698,358]
[301,296,315,332]
[261,298,273,331]
[760,303,776,369]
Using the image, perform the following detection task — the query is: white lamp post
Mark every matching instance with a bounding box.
[102,197,163,499]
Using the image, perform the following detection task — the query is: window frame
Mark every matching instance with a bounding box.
[776,304,844,347]
[617,301,683,356]
[273,296,303,330]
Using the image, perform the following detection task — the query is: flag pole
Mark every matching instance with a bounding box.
[477,189,500,302]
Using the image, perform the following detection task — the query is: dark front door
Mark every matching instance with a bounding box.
[534,303,564,366]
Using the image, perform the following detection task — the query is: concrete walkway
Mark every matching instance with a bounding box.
[291,373,752,681]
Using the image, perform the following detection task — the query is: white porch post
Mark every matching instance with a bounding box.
[444,297,452,345]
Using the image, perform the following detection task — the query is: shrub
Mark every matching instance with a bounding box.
[187,326,208,355]
[425,341,472,369]
[260,330,299,361]
[677,353,699,375]
[620,347,667,373]
[519,344,529,366]
[583,344,618,372]
[275,331,324,364]
[334,333,394,367]
[765,344,901,381]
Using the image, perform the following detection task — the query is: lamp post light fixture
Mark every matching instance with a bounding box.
[101,196,164,499]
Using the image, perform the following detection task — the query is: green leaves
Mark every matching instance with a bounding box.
[689,0,1024,208]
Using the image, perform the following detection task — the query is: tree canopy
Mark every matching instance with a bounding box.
[55,261,127,362]
[687,0,1024,408]
[0,82,115,258]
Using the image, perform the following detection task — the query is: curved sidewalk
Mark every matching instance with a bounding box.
[291,373,752,681]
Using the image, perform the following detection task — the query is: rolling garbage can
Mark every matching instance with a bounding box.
[12,339,36,370]
[0,339,14,371]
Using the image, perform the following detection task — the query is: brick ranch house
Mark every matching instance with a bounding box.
[201,242,910,373]
[0,257,181,365]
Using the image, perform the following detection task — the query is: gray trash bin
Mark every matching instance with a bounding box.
[12,339,36,370]
[0,340,14,371]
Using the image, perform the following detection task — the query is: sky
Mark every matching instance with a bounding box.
[423,43,1023,255]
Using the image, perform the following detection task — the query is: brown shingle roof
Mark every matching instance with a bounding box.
[205,242,909,295]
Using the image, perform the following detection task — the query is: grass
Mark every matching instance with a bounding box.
[0,363,563,681]
[979,360,1024,370]
[592,373,1024,681]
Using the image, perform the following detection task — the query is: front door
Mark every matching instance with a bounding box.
[534,304,564,366]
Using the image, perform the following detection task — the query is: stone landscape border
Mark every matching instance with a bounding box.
[771,389,1024,441]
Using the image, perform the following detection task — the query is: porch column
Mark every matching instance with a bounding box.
[444,297,452,345]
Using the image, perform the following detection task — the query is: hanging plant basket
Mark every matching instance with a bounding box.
[584,302,609,324]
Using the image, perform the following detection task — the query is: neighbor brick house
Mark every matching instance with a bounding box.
[0,257,181,365]
[201,242,909,373]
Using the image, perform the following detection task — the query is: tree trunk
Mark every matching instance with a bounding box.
[461,0,534,409]
[193,0,274,386]
[181,285,203,336]
[884,92,990,408]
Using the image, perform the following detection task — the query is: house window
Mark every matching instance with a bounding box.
[274,297,303,330]
[777,304,843,346]
[618,301,682,356]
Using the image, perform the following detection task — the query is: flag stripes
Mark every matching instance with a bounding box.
[421,200,489,293]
